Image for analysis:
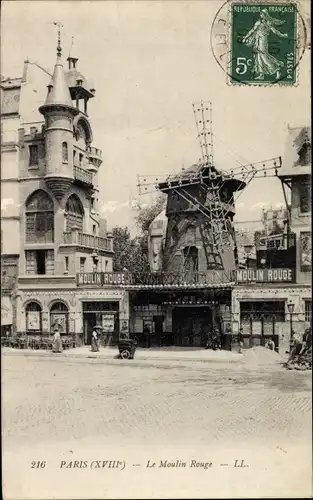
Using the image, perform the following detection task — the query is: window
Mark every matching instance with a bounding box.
[25,190,54,243]
[64,256,69,273]
[25,250,54,275]
[105,260,108,270]
[65,194,84,232]
[79,153,83,166]
[29,145,39,167]
[305,301,312,322]
[240,301,285,322]
[26,302,42,332]
[62,142,68,163]
[92,224,96,235]
[183,246,198,273]
[36,250,46,274]
[298,179,311,213]
[73,150,77,166]
[80,257,86,273]
[50,302,69,334]
[90,198,95,211]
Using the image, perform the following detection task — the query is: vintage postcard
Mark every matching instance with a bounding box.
[1,0,311,499]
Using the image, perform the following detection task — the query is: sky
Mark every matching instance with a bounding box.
[1,0,310,233]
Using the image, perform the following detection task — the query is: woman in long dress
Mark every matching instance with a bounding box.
[242,8,288,80]
[91,326,101,352]
[52,324,63,353]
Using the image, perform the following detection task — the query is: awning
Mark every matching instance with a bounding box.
[1,296,13,325]
[123,283,234,291]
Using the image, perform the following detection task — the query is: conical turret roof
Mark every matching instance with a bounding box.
[39,42,78,115]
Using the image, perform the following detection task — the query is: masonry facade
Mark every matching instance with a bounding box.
[1,40,129,343]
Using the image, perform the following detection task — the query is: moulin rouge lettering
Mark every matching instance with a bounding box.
[236,268,294,283]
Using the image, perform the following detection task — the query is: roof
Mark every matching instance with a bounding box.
[279,125,311,179]
[39,54,78,113]
[65,69,95,98]
[157,162,246,192]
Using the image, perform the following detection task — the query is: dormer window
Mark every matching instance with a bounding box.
[77,79,83,86]
[62,142,68,163]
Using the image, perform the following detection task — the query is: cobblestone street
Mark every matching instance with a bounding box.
[2,353,312,499]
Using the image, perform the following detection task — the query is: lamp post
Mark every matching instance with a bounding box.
[287,301,295,350]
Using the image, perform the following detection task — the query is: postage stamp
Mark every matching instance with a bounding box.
[230,3,297,84]
[210,0,308,86]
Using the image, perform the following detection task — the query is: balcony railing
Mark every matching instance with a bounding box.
[63,231,113,252]
[131,270,234,285]
[87,146,102,159]
[73,166,93,186]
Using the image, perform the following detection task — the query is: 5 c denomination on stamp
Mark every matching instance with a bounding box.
[210,0,308,86]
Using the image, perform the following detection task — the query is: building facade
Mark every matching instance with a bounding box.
[1,40,129,344]
[232,125,312,352]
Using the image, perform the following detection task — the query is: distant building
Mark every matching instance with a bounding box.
[1,39,129,343]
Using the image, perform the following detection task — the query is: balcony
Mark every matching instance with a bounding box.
[62,231,113,252]
[86,146,103,173]
[87,146,102,161]
[73,166,93,187]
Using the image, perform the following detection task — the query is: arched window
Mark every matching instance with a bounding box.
[25,190,54,243]
[65,195,84,232]
[26,302,42,332]
[62,142,68,163]
[50,301,69,334]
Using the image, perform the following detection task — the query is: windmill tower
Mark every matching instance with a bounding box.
[138,101,282,282]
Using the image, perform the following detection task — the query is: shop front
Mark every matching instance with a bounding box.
[16,273,130,345]
[128,285,232,347]
[232,267,311,352]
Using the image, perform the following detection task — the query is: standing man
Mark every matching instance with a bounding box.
[237,327,244,354]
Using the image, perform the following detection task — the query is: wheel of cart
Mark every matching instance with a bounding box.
[118,339,137,360]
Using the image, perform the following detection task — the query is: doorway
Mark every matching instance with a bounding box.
[84,313,96,345]
[172,307,212,346]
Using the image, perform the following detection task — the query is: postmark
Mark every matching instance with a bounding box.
[210,0,308,86]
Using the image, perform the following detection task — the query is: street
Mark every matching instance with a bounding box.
[2,353,312,499]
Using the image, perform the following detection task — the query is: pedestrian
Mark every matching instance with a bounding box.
[91,325,101,352]
[143,324,151,348]
[299,328,312,356]
[237,327,244,354]
[224,323,232,351]
[266,337,275,350]
[52,324,63,353]
[287,331,302,363]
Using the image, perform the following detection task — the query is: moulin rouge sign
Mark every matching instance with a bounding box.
[76,272,132,286]
[236,268,295,284]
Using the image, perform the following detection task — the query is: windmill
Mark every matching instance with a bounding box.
[137,101,282,281]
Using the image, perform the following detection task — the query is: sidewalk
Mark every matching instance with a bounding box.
[1,346,243,363]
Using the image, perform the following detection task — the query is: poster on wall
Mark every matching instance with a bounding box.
[102,314,115,332]
[27,311,40,331]
[50,314,66,333]
[300,232,312,271]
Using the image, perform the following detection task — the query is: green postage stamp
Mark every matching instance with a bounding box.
[230,3,298,84]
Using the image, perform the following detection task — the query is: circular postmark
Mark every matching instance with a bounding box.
[210,0,308,85]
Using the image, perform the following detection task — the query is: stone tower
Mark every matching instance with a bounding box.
[39,35,79,200]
